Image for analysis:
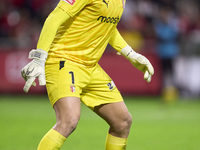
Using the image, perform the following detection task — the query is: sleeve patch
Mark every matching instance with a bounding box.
[63,0,75,5]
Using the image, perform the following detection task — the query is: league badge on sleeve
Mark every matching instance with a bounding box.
[63,0,75,5]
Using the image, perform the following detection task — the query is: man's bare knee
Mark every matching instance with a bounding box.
[110,112,132,136]
[54,114,80,137]
[53,97,81,137]
[94,102,132,138]
[121,113,132,131]
[57,115,79,132]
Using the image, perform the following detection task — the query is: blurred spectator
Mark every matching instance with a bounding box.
[153,6,180,101]
[153,7,180,85]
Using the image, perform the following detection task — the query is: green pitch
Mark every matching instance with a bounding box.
[0,95,200,150]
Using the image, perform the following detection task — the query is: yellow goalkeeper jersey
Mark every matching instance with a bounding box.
[47,0,126,67]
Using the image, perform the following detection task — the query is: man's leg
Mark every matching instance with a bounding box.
[94,101,132,150]
[37,97,81,150]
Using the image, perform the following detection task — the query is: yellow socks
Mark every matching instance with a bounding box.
[105,133,128,150]
[37,130,127,150]
[37,129,66,150]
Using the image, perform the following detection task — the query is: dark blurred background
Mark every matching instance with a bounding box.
[0,0,200,100]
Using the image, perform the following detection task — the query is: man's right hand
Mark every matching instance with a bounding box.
[21,49,48,93]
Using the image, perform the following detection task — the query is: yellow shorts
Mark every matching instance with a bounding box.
[45,60,123,109]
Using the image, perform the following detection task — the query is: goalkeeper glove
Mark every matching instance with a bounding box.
[21,49,48,93]
[119,45,154,83]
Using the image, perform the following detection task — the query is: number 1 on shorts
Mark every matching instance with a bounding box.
[69,71,75,84]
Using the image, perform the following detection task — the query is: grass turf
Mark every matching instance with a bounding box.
[0,94,200,150]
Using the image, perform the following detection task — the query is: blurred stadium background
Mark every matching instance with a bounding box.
[0,0,200,150]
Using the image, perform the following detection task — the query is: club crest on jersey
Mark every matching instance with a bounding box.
[70,85,76,93]
[63,0,75,5]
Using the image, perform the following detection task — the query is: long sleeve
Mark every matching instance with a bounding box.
[109,28,128,52]
[37,7,70,52]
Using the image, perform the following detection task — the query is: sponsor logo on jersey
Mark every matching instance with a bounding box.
[63,0,75,5]
[97,16,120,24]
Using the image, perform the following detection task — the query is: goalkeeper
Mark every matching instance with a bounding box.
[21,0,154,150]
